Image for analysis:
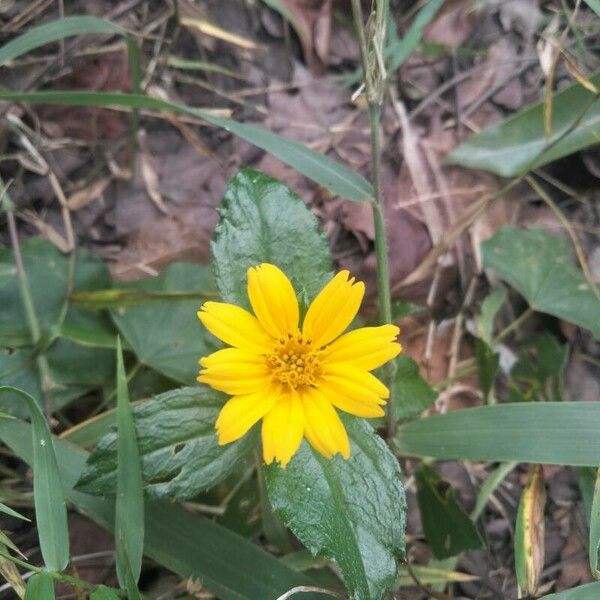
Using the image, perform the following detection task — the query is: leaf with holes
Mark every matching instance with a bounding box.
[266,417,406,600]
[77,387,254,500]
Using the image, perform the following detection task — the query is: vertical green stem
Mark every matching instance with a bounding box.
[352,0,397,439]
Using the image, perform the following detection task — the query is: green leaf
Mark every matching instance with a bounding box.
[0,238,116,415]
[0,91,372,201]
[482,227,600,339]
[475,339,499,403]
[212,169,332,307]
[386,0,444,73]
[110,262,217,385]
[584,0,600,16]
[77,387,254,500]
[266,417,406,600]
[392,355,437,421]
[0,387,69,571]
[396,402,600,466]
[90,586,121,600]
[415,464,483,560]
[114,339,144,588]
[448,75,600,177]
[477,287,507,345]
[540,583,600,599]
[589,467,600,577]
[0,418,331,600]
[0,16,122,66]
[24,572,54,600]
[0,501,29,521]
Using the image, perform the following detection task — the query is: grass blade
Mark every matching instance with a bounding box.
[0,91,373,201]
[0,16,122,66]
[0,386,69,571]
[114,338,144,588]
[396,402,600,466]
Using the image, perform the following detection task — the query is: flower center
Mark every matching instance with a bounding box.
[267,332,322,389]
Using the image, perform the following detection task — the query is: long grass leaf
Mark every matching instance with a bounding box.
[0,386,69,571]
[0,16,122,66]
[23,572,55,600]
[114,338,144,588]
[0,91,372,201]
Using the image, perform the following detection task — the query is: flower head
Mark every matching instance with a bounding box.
[197,264,401,467]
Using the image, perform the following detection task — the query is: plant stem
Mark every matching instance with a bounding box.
[2,182,55,417]
[494,307,534,343]
[351,0,397,439]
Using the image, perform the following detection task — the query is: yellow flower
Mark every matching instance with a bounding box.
[197,264,401,467]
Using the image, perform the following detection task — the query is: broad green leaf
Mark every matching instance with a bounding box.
[0,16,122,66]
[415,464,483,559]
[90,586,121,600]
[77,387,254,500]
[212,169,332,307]
[392,355,437,421]
[482,227,600,339]
[477,287,507,345]
[515,465,546,596]
[266,417,406,600]
[24,572,54,600]
[0,387,69,571]
[448,75,600,177]
[0,418,330,600]
[475,339,499,403]
[540,582,600,599]
[115,339,144,587]
[0,91,372,201]
[0,238,116,415]
[110,262,217,385]
[589,467,600,577]
[396,402,600,466]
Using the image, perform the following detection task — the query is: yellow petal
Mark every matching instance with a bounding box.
[322,324,402,370]
[317,379,385,418]
[198,350,270,395]
[321,363,390,399]
[198,301,274,353]
[301,388,350,459]
[247,263,299,338]
[216,387,279,445]
[302,271,364,347]
[261,391,304,467]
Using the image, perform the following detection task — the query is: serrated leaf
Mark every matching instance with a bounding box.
[211,169,332,307]
[110,262,217,385]
[448,75,600,177]
[266,417,406,600]
[415,464,483,560]
[482,227,600,339]
[77,387,254,500]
